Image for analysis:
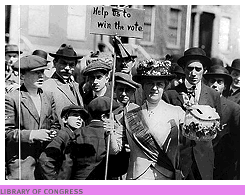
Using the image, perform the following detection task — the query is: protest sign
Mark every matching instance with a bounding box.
[90,6,145,38]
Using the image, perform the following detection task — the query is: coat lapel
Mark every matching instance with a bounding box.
[198,83,209,105]
[56,80,77,105]
[20,89,40,124]
[39,92,48,128]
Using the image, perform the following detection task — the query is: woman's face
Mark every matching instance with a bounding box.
[142,79,166,104]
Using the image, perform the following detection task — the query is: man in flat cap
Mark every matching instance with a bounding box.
[227,59,240,105]
[81,60,112,106]
[204,65,240,180]
[5,55,60,180]
[42,44,84,127]
[163,47,222,180]
[71,96,120,179]
[5,44,23,93]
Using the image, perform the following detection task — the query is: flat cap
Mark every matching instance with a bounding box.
[12,55,48,71]
[61,104,89,120]
[88,96,119,115]
[115,72,140,89]
[83,61,112,76]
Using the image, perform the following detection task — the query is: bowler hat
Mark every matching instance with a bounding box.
[177,47,211,69]
[49,44,83,60]
[133,59,175,83]
[32,50,50,63]
[203,65,232,86]
[60,104,89,120]
[227,59,240,72]
[12,55,48,72]
[115,72,140,89]
[88,96,120,116]
[83,61,112,76]
[5,44,23,54]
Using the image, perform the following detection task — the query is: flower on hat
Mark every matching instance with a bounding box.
[136,58,172,76]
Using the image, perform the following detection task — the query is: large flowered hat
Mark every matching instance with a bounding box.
[133,58,175,82]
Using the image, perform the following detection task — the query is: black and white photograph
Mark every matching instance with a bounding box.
[4,5,240,182]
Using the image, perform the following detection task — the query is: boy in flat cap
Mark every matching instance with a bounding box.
[39,105,89,180]
[5,55,60,180]
[71,96,119,180]
[204,65,240,180]
[42,44,84,127]
[81,60,112,106]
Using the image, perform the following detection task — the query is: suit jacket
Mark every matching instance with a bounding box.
[162,82,222,180]
[42,72,84,127]
[71,120,107,180]
[5,85,60,180]
[227,88,240,105]
[213,96,240,179]
[39,127,76,180]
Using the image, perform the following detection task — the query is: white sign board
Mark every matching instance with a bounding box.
[90,6,145,38]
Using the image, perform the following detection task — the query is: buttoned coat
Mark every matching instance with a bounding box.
[39,127,76,180]
[42,72,84,127]
[162,82,222,180]
[5,85,60,180]
[213,96,240,179]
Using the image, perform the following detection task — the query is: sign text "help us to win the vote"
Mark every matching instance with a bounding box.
[90,6,145,38]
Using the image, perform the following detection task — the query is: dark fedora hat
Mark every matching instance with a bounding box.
[60,104,89,120]
[204,65,232,86]
[49,43,83,60]
[171,63,185,77]
[115,72,141,89]
[116,43,137,59]
[177,47,211,69]
[32,49,50,63]
[5,44,23,54]
[133,59,175,83]
[227,58,240,72]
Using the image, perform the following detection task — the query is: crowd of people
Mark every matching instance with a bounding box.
[5,42,240,180]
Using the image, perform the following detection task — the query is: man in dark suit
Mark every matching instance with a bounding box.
[204,65,240,180]
[42,44,84,127]
[5,55,60,180]
[226,59,240,105]
[162,47,221,180]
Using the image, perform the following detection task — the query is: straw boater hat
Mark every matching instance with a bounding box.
[177,47,211,70]
[5,44,23,54]
[133,58,175,83]
[49,44,83,60]
[204,65,233,87]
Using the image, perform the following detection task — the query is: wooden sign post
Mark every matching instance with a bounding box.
[90,5,144,180]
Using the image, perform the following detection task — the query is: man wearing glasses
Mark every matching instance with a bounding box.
[163,47,221,180]
[42,44,84,127]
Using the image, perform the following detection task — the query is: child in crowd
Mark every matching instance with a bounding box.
[39,105,89,180]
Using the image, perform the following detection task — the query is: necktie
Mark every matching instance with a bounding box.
[187,85,196,100]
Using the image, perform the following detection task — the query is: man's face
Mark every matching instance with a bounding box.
[184,61,204,85]
[63,111,83,129]
[207,77,225,95]
[115,83,135,105]
[88,70,109,92]
[230,69,240,88]
[54,58,76,81]
[143,79,166,104]
[5,52,19,66]
[116,58,135,73]
[22,70,45,89]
